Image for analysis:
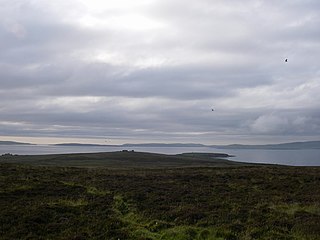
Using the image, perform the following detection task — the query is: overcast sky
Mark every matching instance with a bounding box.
[0,0,320,145]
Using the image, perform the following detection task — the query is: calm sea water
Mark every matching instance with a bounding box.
[0,145,319,166]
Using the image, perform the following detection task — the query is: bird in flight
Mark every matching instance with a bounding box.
[212,108,214,111]
[285,59,288,62]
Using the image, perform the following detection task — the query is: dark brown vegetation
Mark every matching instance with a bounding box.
[0,152,319,239]
[0,151,239,168]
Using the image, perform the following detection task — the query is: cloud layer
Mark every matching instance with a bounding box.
[1,0,320,144]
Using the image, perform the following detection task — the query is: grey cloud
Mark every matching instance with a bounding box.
[0,0,319,144]
[250,109,320,135]
[1,61,274,101]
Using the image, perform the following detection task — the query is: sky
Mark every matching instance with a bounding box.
[0,0,320,145]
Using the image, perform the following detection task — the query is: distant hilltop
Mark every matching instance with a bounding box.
[55,141,320,149]
[0,141,34,145]
[54,143,115,147]
[122,143,205,148]
[54,143,205,148]
[1,140,320,149]
[211,141,320,150]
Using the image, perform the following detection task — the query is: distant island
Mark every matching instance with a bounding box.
[54,143,116,147]
[0,141,34,145]
[54,143,205,148]
[211,141,320,150]
[55,141,320,149]
[121,143,205,148]
[2,140,320,149]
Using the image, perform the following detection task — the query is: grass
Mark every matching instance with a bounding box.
[272,203,320,216]
[0,151,319,239]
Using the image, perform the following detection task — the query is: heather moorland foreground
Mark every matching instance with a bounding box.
[1,151,319,239]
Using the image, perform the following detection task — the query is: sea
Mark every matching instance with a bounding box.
[0,145,319,166]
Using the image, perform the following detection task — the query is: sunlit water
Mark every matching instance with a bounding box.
[0,145,319,166]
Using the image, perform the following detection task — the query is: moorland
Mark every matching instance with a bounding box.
[0,151,319,239]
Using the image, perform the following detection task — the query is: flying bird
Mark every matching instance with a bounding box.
[212,108,214,111]
[285,59,288,62]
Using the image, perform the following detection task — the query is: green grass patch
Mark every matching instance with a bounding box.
[0,184,35,193]
[272,203,320,215]
[159,226,229,240]
[47,198,88,207]
[86,186,109,196]
[61,181,109,196]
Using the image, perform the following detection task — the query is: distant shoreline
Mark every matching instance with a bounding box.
[0,141,35,146]
[1,140,320,150]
